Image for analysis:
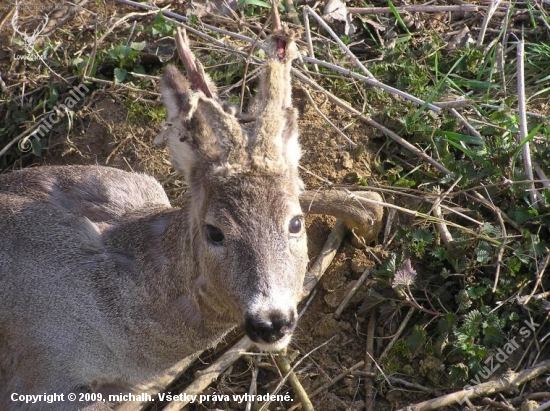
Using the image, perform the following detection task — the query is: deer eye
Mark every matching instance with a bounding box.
[206,225,225,245]
[288,216,303,234]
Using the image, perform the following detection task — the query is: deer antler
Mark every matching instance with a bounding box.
[174,27,215,99]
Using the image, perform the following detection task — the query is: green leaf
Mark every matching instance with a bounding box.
[475,241,492,264]
[439,130,485,146]
[466,286,488,299]
[412,228,433,243]
[114,68,127,83]
[48,84,59,108]
[238,0,271,8]
[481,223,500,237]
[449,363,469,383]
[438,313,457,335]
[460,309,483,337]
[507,257,522,274]
[430,246,447,261]
[407,325,427,351]
[446,138,495,171]
[130,41,146,51]
[387,0,410,34]
[31,138,42,156]
[512,122,543,168]
[509,312,519,322]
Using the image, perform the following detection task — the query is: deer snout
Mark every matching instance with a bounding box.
[244,309,297,351]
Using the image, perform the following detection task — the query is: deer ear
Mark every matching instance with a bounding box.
[159,66,210,181]
[160,65,190,122]
[159,66,247,181]
[281,107,301,171]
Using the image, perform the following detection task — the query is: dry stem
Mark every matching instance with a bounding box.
[348,4,480,14]
[334,268,371,318]
[400,360,550,411]
[273,355,313,411]
[516,39,540,208]
[365,311,377,411]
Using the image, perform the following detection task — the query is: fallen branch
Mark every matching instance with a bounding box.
[259,338,335,411]
[162,337,252,411]
[273,355,313,411]
[379,307,415,362]
[348,4,480,14]
[334,268,371,318]
[300,190,384,247]
[365,311,377,411]
[477,0,504,47]
[516,39,541,208]
[399,359,550,411]
[292,70,451,175]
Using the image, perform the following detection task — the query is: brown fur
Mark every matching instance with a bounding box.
[0,31,307,410]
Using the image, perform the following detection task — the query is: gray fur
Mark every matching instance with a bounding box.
[0,30,307,410]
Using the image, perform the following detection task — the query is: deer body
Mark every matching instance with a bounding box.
[0,29,308,410]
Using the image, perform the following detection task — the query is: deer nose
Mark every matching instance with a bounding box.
[244,310,297,347]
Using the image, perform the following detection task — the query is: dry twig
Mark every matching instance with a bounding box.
[477,0,504,47]
[399,360,550,411]
[273,355,313,411]
[365,311,377,411]
[516,38,541,208]
[379,307,415,362]
[292,70,451,174]
[259,338,335,411]
[334,268,371,318]
[348,5,480,14]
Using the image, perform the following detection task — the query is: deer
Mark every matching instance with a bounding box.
[0,14,384,411]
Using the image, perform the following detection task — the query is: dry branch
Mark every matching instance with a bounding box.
[365,311,377,411]
[300,190,383,247]
[516,39,541,208]
[379,307,414,361]
[334,268,371,318]
[348,5,480,14]
[291,70,451,174]
[116,0,446,115]
[162,337,252,411]
[477,0,504,46]
[259,338,335,411]
[273,355,313,411]
[301,88,356,146]
[300,55,442,113]
[400,360,550,411]
[304,6,375,78]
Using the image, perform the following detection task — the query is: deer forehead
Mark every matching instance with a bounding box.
[204,174,300,205]
[199,176,301,227]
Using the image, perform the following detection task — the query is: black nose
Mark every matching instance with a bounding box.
[244,310,296,344]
